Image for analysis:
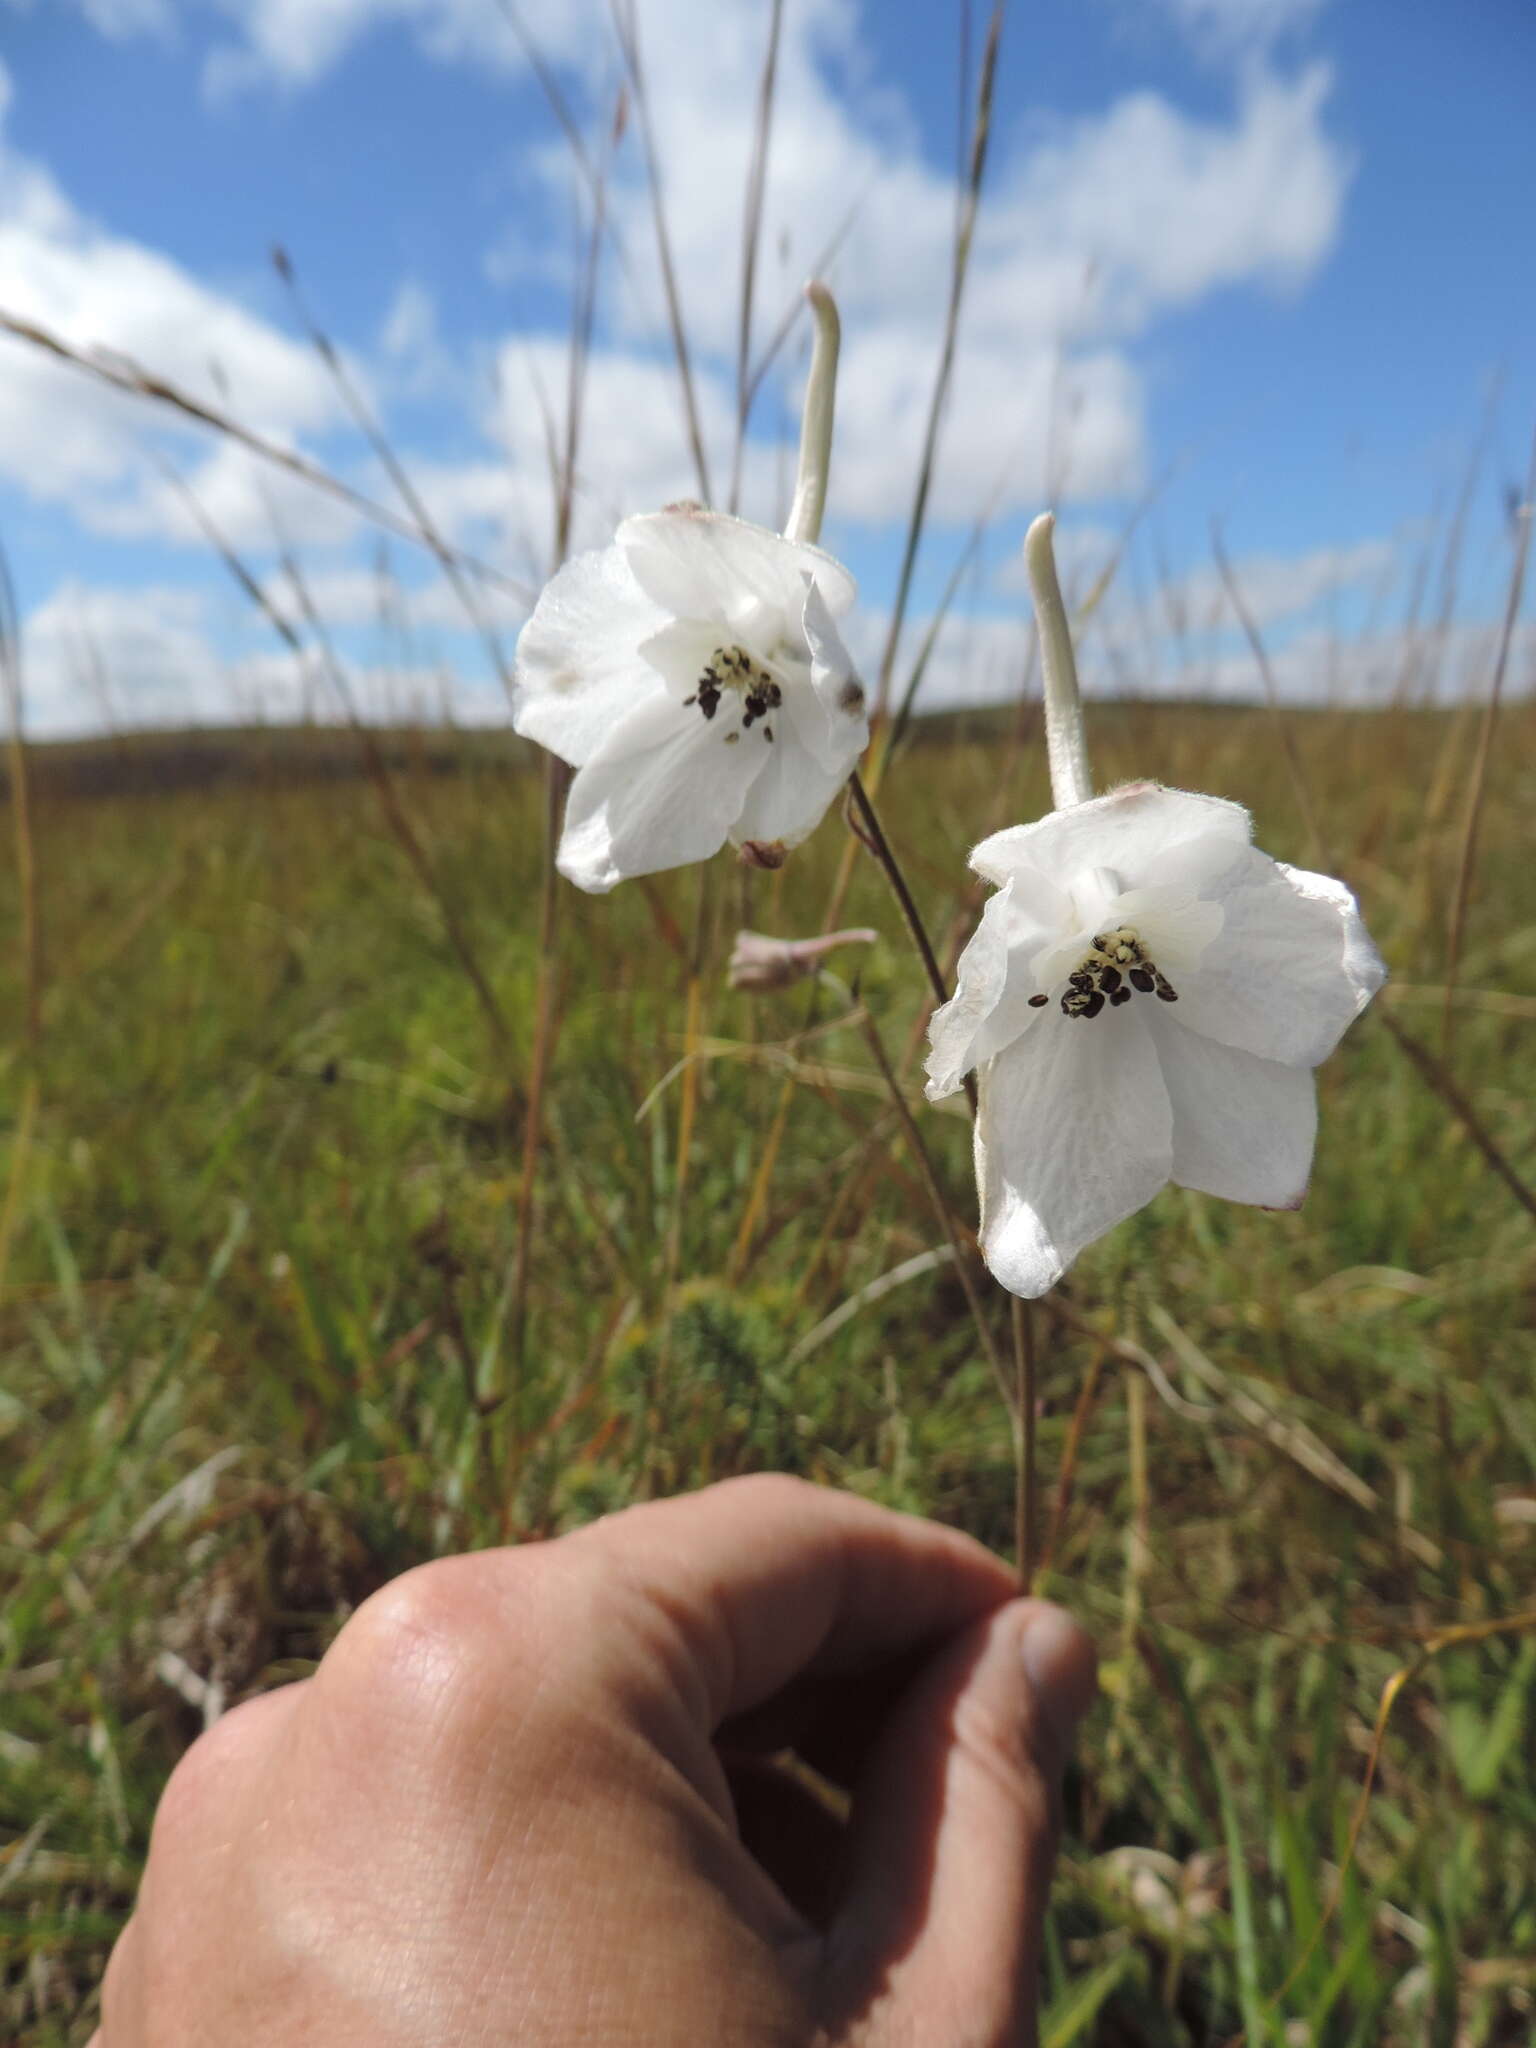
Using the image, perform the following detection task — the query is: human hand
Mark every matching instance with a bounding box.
[95,1474,1096,2046]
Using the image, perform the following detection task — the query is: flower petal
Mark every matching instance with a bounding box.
[556,693,765,893]
[781,577,869,775]
[513,542,669,767]
[618,508,856,631]
[971,782,1251,889]
[1149,1012,1317,1207]
[1160,842,1386,1067]
[926,867,1076,1098]
[926,880,1016,1100]
[636,617,738,703]
[976,1006,1173,1298]
[729,720,849,848]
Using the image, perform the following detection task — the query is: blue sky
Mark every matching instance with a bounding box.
[0,0,1531,732]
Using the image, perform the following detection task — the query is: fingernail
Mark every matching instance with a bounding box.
[1019,1605,1098,1751]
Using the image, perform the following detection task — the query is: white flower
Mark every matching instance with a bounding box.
[514,506,868,894]
[926,780,1387,1298]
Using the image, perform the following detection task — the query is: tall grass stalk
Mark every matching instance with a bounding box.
[609,0,714,505]
[272,247,519,708]
[1440,429,1536,1059]
[0,308,529,605]
[728,0,786,514]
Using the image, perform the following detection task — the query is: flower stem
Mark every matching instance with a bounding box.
[1024,511,1093,809]
[784,282,839,547]
[847,770,977,1116]
[1011,1295,1038,1592]
[862,1008,1009,1416]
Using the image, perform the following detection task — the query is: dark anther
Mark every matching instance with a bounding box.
[1027,992,1049,1008]
[1129,967,1154,993]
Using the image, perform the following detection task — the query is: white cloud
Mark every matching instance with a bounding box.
[1161,536,1396,634]
[1147,0,1328,63]
[19,576,490,736]
[22,581,229,733]
[0,77,352,546]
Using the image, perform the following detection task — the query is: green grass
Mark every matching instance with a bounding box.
[4,700,1536,2044]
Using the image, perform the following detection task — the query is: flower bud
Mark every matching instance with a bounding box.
[727,927,877,992]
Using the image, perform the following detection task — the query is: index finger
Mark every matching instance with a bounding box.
[568,1473,1017,1729]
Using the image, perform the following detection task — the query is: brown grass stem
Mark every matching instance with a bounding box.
[1210,520,1325,867]
[728,0,785,514]
[508,755,570,1377]
[609,0,714,505]
[1042,1342,1106,1574]
[272,247,519,708]
[1441,429,1536,1059]
[869,0,1004,721]
[845,771,977,1113]
[0,308,530,603]
[1011,1294,1038,1591]
[1377,1007,1536,1227]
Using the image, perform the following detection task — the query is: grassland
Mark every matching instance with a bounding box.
[4,697,1536,2045]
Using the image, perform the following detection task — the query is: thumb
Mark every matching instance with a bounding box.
[817,1598,1096,2048]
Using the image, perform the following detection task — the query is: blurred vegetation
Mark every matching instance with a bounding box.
[3,698,1536,2044]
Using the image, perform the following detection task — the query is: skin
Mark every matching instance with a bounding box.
[93,1474,1097,2047]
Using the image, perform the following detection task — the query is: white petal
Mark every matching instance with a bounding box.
[927,866,1076,1098]
[971,782,1251,889]
[782,577,868,774]
[1163,842,1386,1067]
[1104,886,1225,980]
[976,1006,1173,1298]
[926,879,1017,1100]
[1150,1012,1317,1207]
[618,508,856,631]
[636,617,737,702]
[730,721,848,848]
[513,543,669,767]
[556,693,764,894]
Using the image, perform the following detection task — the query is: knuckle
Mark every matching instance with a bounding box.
[148,1703,255,1853]
[322,1557,485,1715]
[98,1913,137,2022]
[319,1549,574,1749]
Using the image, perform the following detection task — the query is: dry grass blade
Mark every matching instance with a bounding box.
[1148,1304,1379,1516]
[508,754,570,1376]
[507,93,623,1379]
[162,456,514,1055]
[1264,1602,1536,2027]
[1210,519,1325,866]
[272,247,519,707]
[885,490,1000,755]
[1406,369,1503,705]
[728,0,785,514]
[609,0,713,505]
[1377,1005,1536,1226]
[1441,428,1535,1058]
[739,191,865,430]
[0,308,530,602]
[497,0,602,206]
[785,1243,955,1365]
[282,560,515,1056]
[870,0,1005,721]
